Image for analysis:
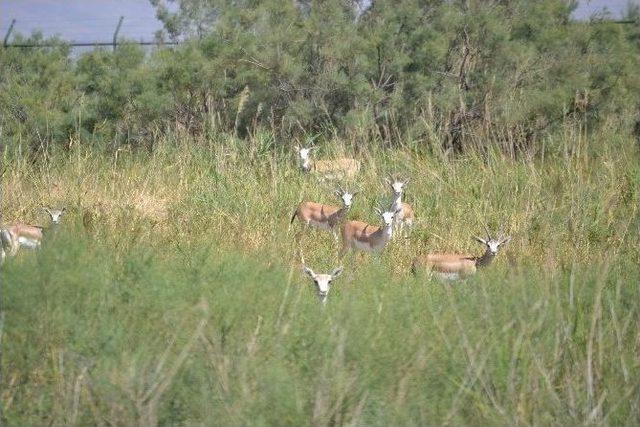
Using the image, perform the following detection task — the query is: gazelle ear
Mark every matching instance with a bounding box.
[374,207,383,215]
[43,207,51,216]
[303,266,315,278]
[394,208,402,216]
[331,266,344,278]
[61,207,66,213]
[473,235,487,245]
[294,145,300,151]
[384,177,392,185]
[404,178,410,185]
[500,236,512,245]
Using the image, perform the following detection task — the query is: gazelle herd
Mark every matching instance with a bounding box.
[293,145,511,303]
[2,146,512,305]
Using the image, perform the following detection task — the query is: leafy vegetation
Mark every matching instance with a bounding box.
[2,0,640,155]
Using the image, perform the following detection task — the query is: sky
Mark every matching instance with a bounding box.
[0,0,638,45]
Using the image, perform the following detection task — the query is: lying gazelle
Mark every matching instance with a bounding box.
[411,226,511,281]
[340,206,401,257]
[295,146,361,180]
[303,265,344,304]
[385,175,415,236]
[1,206,66,257]
[291,188,356,240]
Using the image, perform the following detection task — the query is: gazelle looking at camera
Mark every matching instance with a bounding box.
[411,225,511,281]
[291,188,357,240]
[1,206,66,257]
[303,265,344,304]
[340,206,401,258]
[295,146,361,180]
[385,175,415,236]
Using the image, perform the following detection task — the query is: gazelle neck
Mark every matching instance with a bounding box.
[475,248,496,268]
[301,158,312,172]
[380,221,394,241]
[391,193,403,211]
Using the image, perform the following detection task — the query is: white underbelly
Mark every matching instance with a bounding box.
[309,220,331,231]
[435,272,460,281]
[18,237,40,249]
[354,240,374,251]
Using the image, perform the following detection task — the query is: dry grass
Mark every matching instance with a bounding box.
[1,133,639,425]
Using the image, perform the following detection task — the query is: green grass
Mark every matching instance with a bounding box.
[1,133,640,425]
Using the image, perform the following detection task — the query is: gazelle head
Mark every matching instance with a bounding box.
[375,206,402,228]
[43,207,66,225]
[303,265,344,303]
[335,187,357,209]
[473,224,511,255]
[385,175,409,196]
[295,145,315,167]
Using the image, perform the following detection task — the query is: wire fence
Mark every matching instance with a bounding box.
[2,16,180,50]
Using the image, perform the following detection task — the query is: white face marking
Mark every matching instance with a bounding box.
[381,210,396,227]
[391,181,405,195]
[298,147,311,161]
[304,266,343,302]
[487,240,500,255]
[45,208,65,224]
[340,192,354,208]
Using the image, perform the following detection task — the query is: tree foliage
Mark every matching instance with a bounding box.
[1,0,639,155]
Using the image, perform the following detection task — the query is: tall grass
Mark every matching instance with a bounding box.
[1,131,639,425]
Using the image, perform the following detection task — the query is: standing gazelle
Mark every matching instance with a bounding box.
[303,265,344,304]
[385,176,415,237]
[411,226,511,280]
[1,206,66,257]
[340,207,401,258]
[291,188,356,240]
[295,146,361,180]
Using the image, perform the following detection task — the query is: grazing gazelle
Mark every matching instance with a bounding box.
[340,207,401,257]
[303,265,344,304]
[295,146,361,180]
[291,188,357,239]
[411,226,511,281]
[385,175,415,236]
[2,206,66,257]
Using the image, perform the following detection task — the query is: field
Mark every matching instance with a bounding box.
[1,132,640,425]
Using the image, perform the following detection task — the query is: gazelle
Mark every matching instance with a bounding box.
[295,146,361,180]
[340,207,401,257]
[1,229,11,265]
[411,226,511,281]
[303,265,344,304]
[385,176,415,236]
[2,206,66,257]
[291,188,356,239]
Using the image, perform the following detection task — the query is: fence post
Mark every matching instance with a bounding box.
[113,16,123,51]
[3,19,16,47]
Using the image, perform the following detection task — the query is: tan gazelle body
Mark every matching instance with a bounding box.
[296,146,360,180]
[291,188,356,239]
[412,226,511,281]
[385,176,415,236]
[1,207,66,257]
[340,207,401,257]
